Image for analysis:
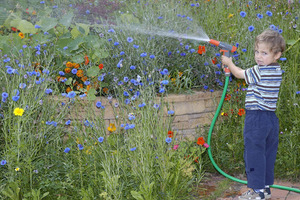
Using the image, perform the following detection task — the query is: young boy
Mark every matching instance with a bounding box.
[221,29,286,200]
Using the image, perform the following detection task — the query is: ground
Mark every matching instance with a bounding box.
[192,173,300,200]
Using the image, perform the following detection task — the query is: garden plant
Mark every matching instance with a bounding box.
[0,0,299,199]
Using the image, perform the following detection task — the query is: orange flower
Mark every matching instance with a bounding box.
[18,32,25,39]
[178,71,183,77]
[66,87,72,93]
[194,156,199,163]
[99,63,104,70]
[66,62,73,68]
[76,84,83,90]
[107,123,116,132]
[86,85,91,91]
[74,63,80,69]
[81,76,88,82]
[64,68,71,73]
[197,137,205,146]
[103,87,108,94]
[84,55,89,65]
[167,130,174,138]
[238,108,245,116]
[76,69,84,78]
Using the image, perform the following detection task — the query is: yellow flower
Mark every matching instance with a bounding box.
[14,108,24,116]
[18,32,25,39]
[107,123,116,132]
[15,167,20,171]
[228,13,234,18]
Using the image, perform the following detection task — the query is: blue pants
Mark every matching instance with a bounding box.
[243,110,279,189]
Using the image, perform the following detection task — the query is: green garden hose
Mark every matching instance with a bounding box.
[206,76,300,193]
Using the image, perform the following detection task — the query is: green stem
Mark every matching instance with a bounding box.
[285,37,300,53]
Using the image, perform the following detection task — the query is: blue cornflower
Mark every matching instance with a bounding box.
[279,57,287,61]
[127,37,133,43]
[138,102,146,107]
[63,46,68,50]
[96,101,102,108]
[86,10,90,14]
[160,68,169,75]
[2,92,8,98]
[140,52,147,57]
[204,85,208,90]
[159,88,165,93]
[266,11,272,16]
[1,160,7,165]
[161,80,169,85]
[257,13,263,19]
[59,71,65,76]
[158,16,163,19]
[67,91,76,98]
[269,24,276,30]
[45,89,52,94]
[125,99,130,105]
[168,110,175,115]
[248,25,255,32]
[165,137,172,144]
[278,29,283,34]
[35,25,41,29]
[130,147,136,151]
[108,28,115,33]
[153,104,160,109]
[7,68,14,74]
[240,11,247,17]
[191,3,195,7]
[296,91,300,94]
[123,91,129,97]
[242,48,247,52]
[65,120,71,125]
[130,65,136,70]
[40,1,45,4]
[84,81,90,85]
[114,42,119,46]
[71,69,77,74]
[98,137,104,143]
[12,96,20,102]
[78,144,84,150]
[133,44,139,49]
[53,5,58,8]
[64,147,70,153]
[149,54,155,59]
[120,51,125,56]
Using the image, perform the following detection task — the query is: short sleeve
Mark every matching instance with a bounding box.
[244,65,261,85]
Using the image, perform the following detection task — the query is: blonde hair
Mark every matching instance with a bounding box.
[255,29,286,53]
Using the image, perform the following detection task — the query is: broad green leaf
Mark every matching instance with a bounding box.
[87,66,100,77]
[68,37,84,51]
[71,27,81,39]
[120,13,140,24]
[87,88,97,101]
[40,17,58,32]
[59,12,74,28]
[72,55,84,63]
[56,38,73,49]
[65,78,73,86]
[286,40,297,46]
[76,23,90,35]
[18,20,36,34]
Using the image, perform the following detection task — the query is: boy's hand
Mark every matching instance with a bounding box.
[221,55,233,68]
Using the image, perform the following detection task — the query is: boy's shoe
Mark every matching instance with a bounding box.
[238,189,265,200]
[264,188,271,199]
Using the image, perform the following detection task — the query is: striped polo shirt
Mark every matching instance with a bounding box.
[244,63,282,111]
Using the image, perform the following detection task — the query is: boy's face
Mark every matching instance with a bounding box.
[255,42,281,66]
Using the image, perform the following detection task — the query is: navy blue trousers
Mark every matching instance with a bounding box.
[243,110,279,189]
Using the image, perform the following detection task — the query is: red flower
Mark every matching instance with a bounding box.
[84,55,89,65]
[198,45,206,55]
[168,131,174,138]
[99,63,104,70]
[211,57,217,64]
[238,108,245,116]
[225,94,231,101]
[197,137,205,146]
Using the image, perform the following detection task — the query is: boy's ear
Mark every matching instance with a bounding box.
[274,52,282,60]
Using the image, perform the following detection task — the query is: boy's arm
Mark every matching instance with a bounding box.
[221,55,245,79]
